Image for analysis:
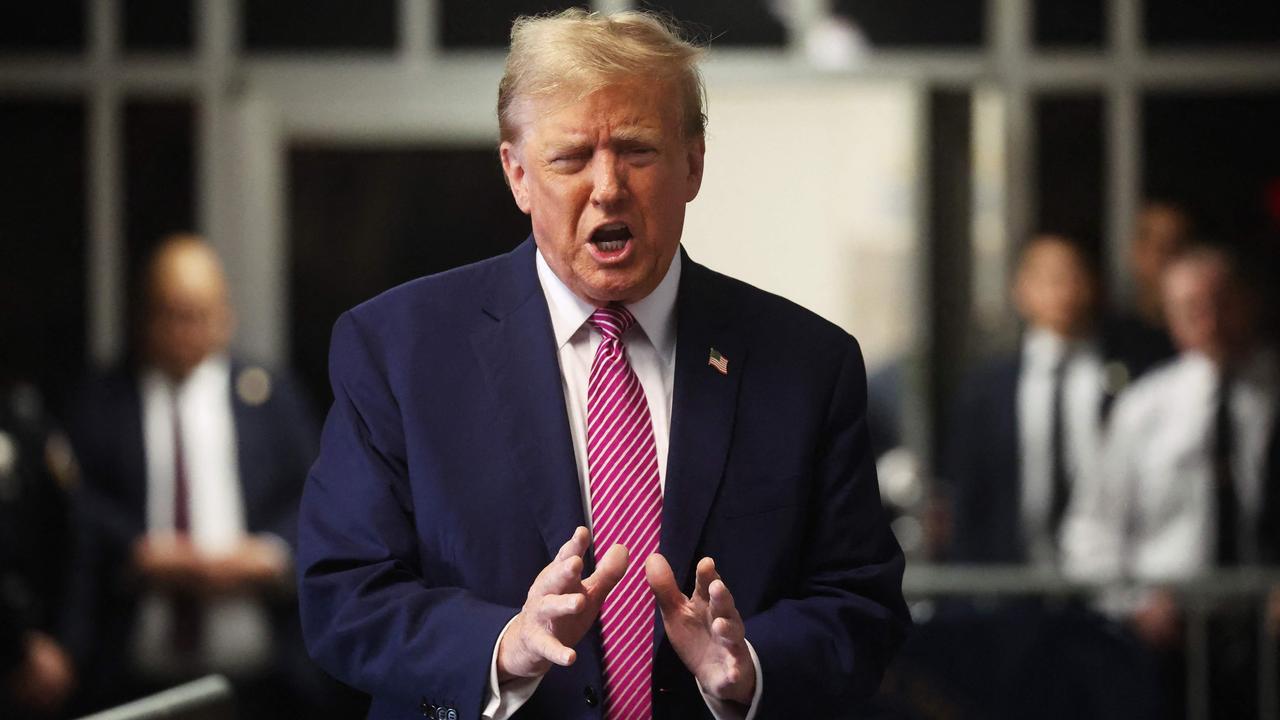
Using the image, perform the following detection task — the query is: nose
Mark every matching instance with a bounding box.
[590,152,627,208]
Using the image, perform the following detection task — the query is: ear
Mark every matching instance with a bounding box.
[500,141,533,215]
[683,136,706,203]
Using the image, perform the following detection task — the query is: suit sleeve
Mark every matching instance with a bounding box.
[742,337,911,715]
[297,312,518,717]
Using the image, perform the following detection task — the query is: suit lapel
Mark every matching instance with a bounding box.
[472,240,586,563]
[661,254,746,591]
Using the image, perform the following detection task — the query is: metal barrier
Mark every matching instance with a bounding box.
[76,675,234,720]
[903,565,1280,720]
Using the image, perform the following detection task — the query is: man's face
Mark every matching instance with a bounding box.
[1163,258,1233,360]
[500,79,705,306]
[1132,205,1188,293]
[1013,238,1096,339]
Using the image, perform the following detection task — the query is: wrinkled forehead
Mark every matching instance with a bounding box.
[510,75,679,144]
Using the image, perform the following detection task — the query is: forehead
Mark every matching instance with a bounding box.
[520,80,679,144]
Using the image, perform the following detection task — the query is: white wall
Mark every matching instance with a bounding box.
[683,79,922,368]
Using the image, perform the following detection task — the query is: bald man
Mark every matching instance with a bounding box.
[63,236,327,716]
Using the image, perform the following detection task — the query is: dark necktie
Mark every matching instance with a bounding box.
[1214,371,1239,567]
[171,390,201,653]
[1048,356,1071,539]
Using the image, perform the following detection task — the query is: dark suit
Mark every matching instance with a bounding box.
[298,239,910,719]
[943,356,1024,564]
[62,362,320,711]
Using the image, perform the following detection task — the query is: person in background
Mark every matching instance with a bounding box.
[1063,243,1278,717]
[0,382,76,718]
[62,235,335,717]
[1102,200,1192,387]
[944,233,1106,566]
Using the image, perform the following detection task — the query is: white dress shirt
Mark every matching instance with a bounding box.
[482,249,763,720]
[1063,347,1279,595]
[1016,328,1105,567]
[134,355,272,678]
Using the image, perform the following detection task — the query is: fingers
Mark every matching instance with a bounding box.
[555,526,590,562]
[709,579,746,647]
[645,553,685,615]
[694,556,720,603]
[583,543,629,603]
[524,623,577,667]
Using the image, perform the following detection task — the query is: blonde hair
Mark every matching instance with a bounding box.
[497,9,707,143]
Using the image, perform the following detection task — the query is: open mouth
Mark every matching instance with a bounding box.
[590,222,633,253]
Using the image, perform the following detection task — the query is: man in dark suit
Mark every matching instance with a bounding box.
[297,9,909,720]
[944,234,1107,565]
[63,236,327,716]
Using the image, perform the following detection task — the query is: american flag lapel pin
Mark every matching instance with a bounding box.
[708,347,728,375]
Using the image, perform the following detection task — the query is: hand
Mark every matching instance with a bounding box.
[133,533,205,589]
[203,536,290,594]
[497,527,628,683]
[646,554,756,706]
[8,631,75,714]
[1132,589,1182,649]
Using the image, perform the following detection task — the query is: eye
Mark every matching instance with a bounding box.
[549,151,589,170]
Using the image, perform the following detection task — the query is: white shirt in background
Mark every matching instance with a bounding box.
[134,355,272,679]
[1017,328,1106,567]
[1063,347,1279,596]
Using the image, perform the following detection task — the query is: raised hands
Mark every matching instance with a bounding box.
[646,554,756,706]
[497,526,629,682]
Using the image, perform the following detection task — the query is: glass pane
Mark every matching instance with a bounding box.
[288,146,531,406]
[124,0,193,53]
[0,2,84,54]
[1035,0,1105,49]
[644,0,786,47]
[124,100,196,334]
[0,100,86,403]
[440,1,585,49]
[1145,1,1280,48]
[1144,93,1280,237]
[242,0,397,52]
[831,0,985,48]
[1034,94,1105,262]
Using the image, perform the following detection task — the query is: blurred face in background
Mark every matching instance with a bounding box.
[1013,235,1098,340]
[1132,203,1190,314]
[144,237,234,380]
[500,78,705,306]
[1161,252,1252,364]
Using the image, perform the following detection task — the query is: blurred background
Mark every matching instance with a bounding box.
[1,1,1279,718]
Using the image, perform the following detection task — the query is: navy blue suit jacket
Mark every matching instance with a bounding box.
[297,240,910,719]
[62,362,318,706]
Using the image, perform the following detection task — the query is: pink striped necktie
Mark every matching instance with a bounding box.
[587,305,662,720]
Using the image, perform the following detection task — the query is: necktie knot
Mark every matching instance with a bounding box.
[589,306,636,342]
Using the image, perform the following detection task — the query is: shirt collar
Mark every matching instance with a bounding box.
[1022,326,1098,372]
[143,353,231,395]
[534,247,681,365]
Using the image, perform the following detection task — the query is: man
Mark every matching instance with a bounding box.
[944,234,1106,565]
[1102,200,1192,386]
[0,382,76,718]
[298,10,909,720]
[64,236,324,716]
[1062,245,1278,716]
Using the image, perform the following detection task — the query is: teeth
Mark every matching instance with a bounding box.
[596,240,627,252]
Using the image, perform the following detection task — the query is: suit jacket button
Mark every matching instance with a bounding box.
[584,685,599,707]
[447,710,458,720]
[435,709,448,720]
[419,700,435,717]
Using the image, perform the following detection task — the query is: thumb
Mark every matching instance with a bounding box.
[645,553,685,615]
[584,543,629,604]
